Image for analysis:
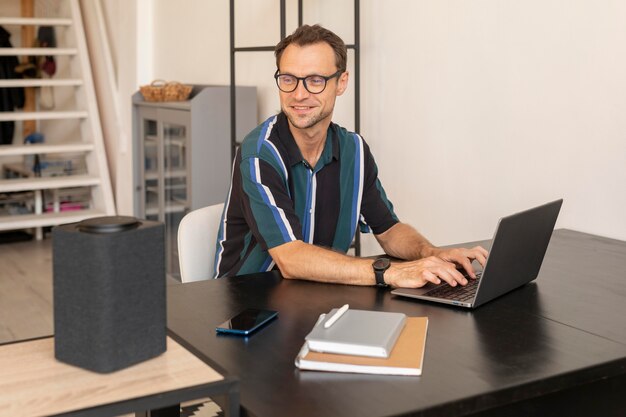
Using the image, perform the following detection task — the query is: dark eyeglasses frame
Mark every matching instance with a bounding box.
[274,69,343,94]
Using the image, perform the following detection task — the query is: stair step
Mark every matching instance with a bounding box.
[0,48,78,56]
[0,79,83,88]
[0,209,107,231]
[0,0,117,237]
[0,17,73,26]
[0,143,94,157]
[0,111,88,122]
[0,175,101,193]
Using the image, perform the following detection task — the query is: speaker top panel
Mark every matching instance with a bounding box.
[78,216,140,234]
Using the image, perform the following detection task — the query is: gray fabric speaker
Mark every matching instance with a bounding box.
[52,216,166,373]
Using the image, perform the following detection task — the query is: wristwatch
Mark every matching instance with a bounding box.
[372,257,391,287]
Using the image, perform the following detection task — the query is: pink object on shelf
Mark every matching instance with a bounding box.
[45,202,85,213]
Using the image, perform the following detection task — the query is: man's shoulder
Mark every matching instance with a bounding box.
[330,122,370,151]
[331,121,351,140]
[240,115,281,159]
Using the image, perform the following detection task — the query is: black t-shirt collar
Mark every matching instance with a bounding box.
[276,112,339,168]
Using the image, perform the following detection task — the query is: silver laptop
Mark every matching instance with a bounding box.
[391,199,563,309]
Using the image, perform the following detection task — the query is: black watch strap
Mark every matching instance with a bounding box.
[372,257,391,287]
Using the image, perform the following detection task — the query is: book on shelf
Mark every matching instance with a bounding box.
[305,308,406,358]
[296,316,428,376]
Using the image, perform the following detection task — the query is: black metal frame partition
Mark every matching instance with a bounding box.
[229,0,362,255]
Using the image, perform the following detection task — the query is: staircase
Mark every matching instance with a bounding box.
[0,0,115,239]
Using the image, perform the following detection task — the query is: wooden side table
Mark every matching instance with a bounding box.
[0,336,239,417]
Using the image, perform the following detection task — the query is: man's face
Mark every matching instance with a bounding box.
[278,42,348,132]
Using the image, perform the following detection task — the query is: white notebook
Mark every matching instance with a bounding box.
[304,309,406,358]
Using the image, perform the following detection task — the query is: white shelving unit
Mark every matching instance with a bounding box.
[0,0,115,238]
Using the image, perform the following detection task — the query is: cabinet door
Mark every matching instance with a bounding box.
[159,109,189,215]
[158,108,190,279]
[138,107,160,222]
[137,107,189,279]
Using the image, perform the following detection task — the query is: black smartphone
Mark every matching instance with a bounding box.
[215,308,278,336]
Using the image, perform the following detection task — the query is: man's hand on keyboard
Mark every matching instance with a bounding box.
[428,246,489,279]
[386,256,470,288]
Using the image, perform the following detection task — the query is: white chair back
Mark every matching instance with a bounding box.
[177,203,224,283]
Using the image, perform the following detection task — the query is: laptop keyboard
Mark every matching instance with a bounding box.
[423,271,483,302]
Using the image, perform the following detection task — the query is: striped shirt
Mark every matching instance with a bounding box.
[214,112,399,277]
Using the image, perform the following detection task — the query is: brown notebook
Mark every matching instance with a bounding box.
[295,317,428,376]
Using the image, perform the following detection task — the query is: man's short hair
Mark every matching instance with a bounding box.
[275,24,347,73]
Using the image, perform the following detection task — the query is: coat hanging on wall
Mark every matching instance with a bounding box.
[0,26,25,145]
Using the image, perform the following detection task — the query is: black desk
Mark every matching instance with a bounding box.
[167,230,626,417]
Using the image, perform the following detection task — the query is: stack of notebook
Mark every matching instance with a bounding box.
[295,308,428,376]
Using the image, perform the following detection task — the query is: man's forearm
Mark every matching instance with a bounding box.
[376,222,436,261]
[267,235,484,289]
[269,240,376,285]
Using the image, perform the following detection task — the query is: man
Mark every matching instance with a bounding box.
[214,24,488,288]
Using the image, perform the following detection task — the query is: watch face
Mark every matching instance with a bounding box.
[373,258,390,270]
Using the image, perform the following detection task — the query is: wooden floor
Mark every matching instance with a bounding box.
[0,237,183,344]
[0,238,54,344]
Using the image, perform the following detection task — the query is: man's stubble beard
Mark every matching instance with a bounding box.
[283,106,333,130]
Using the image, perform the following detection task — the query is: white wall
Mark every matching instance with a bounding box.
[360,0,626,246]
[149,0,357,129]
[109,0,626,249]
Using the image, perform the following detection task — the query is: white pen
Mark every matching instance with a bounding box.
[324,304,349,329]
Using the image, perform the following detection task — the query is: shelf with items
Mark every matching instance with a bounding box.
[44,186,90,213]
[0,0,115,237]
[0,173,99,193]
[0,143,94,156]
[3,152,88,179]
[0,191,35,217]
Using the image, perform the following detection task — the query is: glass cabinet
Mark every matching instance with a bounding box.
[137,107,190,276]
[133,85,257,280]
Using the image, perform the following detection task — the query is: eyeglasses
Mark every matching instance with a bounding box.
[274,69,343,94]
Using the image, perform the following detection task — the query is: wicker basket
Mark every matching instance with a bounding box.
[140,80,192,102]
